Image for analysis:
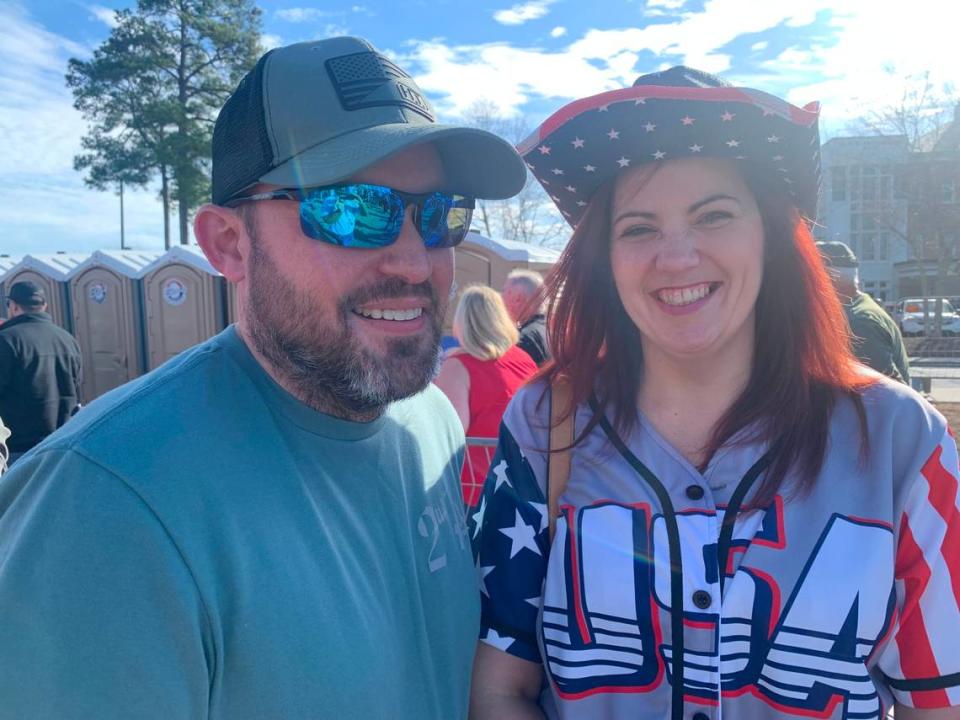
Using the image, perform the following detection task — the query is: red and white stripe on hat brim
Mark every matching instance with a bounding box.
[518,84,819,156]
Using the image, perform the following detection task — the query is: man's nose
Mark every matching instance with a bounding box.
[376,206,432,284]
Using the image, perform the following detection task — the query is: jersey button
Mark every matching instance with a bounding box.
[692,590,712,609]
[692,713,710,720]
[685,484,705,500]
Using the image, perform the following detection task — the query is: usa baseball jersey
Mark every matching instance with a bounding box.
[472,377,960,719]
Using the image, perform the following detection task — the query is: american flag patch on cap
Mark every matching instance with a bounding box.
[325,51,434,121]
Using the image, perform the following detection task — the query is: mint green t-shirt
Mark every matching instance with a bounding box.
[0,327,478,719]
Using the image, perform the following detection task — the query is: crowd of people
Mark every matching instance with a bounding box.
[0,35,956,720]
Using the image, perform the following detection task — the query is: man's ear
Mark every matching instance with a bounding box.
[194,204,247,283]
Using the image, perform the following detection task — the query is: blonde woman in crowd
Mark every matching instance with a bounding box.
[435,285,538,506]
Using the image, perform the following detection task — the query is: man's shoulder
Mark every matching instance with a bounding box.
[392,383,461,430]
[0,314,74,341]
[519,314,546,333]
[38,332,239,460]
[848,294,895,330]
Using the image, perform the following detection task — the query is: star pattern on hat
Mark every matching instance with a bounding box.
[521,89,821,227]
[598,104,610,112]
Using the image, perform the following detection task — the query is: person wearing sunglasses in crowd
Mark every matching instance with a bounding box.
[0,37,526,720]
[470,67,960,720]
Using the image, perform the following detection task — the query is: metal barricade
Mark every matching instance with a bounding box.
[463,437,497,508]
[905,337,960,395]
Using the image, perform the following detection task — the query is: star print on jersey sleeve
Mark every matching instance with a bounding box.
[473,421,550,664]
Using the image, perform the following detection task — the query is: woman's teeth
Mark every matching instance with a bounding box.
[355,307,423,321]
[657,283,712,306]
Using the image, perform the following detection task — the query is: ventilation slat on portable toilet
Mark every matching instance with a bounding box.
[0,255,23,320]
[141,245,228,370]
[0,253,89,331]
[69,249,163,402]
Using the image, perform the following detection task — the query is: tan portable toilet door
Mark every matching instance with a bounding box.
[448,248,493,332]
[146,264,218,369]
[71,267,136,401]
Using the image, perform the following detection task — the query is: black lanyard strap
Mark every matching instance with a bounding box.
[717,451,773,594]
[591,398,686,720]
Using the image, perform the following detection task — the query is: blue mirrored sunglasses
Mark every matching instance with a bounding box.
[225,183,475,249]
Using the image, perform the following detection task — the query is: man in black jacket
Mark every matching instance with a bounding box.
[0,281,82,464]
[502,269,550,366]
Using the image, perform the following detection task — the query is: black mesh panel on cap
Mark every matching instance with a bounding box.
[212,50,276,205]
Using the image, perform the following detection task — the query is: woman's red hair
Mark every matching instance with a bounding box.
[538,162,874,504]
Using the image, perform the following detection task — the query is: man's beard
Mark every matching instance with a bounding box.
[244,239,445,421]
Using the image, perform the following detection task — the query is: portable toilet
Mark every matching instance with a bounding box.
[0,253,88,331]
[69,249,162,401]
[0,255,23,320]
[141,245,228,370]
[448,232,560,332]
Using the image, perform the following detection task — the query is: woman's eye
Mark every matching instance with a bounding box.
[698,209,733,226]
[621,225,658,239]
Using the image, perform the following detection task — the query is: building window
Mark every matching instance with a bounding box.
[862,280,889,302]
[832,167,846,201]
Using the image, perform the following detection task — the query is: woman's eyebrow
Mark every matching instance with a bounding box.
[688,193,742,213]
[612,209,658,225]
[613,193,742,226]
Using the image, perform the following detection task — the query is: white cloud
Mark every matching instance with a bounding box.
[0,4,167,254]
[751,40,768,52]
[260,34,283,50]
[550,26,567,38]
[319,23,350,39]
[275,7,334,22]
[405,40,622,118]
[645,0,687,9]
[493,0,555,26]
[750,1,960,134]
[408,0,960,132]
[87,4,119,28]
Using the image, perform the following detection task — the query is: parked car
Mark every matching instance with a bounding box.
[893,297,960,336]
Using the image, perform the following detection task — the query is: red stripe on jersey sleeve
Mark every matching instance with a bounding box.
[921,443,960,601]
[895,515,950,707]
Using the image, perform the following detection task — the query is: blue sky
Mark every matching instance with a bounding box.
[1,0,957,255]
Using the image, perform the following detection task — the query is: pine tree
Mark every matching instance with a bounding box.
[67,0,262,247]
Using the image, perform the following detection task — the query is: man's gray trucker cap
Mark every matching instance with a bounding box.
[212,36,528,204]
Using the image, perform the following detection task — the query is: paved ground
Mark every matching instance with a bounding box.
[928,378,960,404]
